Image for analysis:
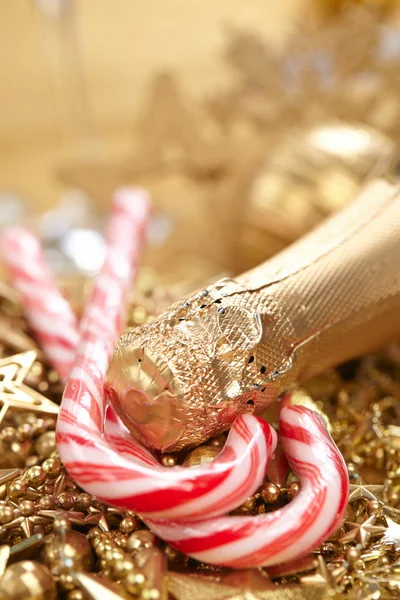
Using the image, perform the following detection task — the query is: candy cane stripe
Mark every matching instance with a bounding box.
[147,406,349,567]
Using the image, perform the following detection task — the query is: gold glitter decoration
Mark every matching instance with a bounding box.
[339,515,386,546]
[0,351,59,424]
[0,560,57,600]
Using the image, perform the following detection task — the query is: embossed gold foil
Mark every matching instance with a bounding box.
[106,179,400,451]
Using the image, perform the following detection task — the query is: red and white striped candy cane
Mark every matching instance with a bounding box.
[0,227,79,381]
[147,405,349,567]
[1,191,349,564]
[47,188,276,520]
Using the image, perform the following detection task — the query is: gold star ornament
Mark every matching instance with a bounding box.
[0,351,59,423]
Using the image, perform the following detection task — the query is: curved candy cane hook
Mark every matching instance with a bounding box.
[0,191,349,565]
[0,189,276,521]
[147,405,349,567]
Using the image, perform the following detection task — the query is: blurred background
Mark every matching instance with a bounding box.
[0,0,399,306]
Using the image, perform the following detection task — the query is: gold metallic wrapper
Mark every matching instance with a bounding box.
[106,179,400,451]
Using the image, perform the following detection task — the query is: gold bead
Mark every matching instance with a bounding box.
[17,423,33,441]
[126,530,157,553]
[35,431,57,459]
[25,455,41,468]
[161,455,176,467]
[0,561,56,599]
[261,482,280,504]
[32,419,47,436]
[43,483,54,495]
[8,480,27,498]
[182,446,220,467]
[88,527,101,540]
[20,500,36,517]
[112,557,134,577]
[59,573,75,590]
[287,481,301,499]
[104,549,115,563]
[75,493,91,511]
[41,457,61,476]
[120,517,139,535]
[125,572,146,594]
[41,530,94,571]
[0,505,14,524]
[25,466,46,487]
[39,495,57,510]
[1,427,17,443]
[57,492,75,510]
[346,547,360,564]
[114,533,128,548]
[241,496,256,512]
[67,590,84,600]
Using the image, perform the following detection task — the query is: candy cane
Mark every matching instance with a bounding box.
[19,188,272,521]
[1,194,349,564]
[147,405,349,567]
[0,227,79,381]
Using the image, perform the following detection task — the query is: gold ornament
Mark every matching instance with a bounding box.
[34,432,56,459]
[134,547,167,600]
[339,515,386,546]
[182,446,221,468]
[260,483,280,504]
[381,518,400,551]
[0,560,56,600]
[348,480,385,503]
[41,530,94,572]
[0,351,59,424]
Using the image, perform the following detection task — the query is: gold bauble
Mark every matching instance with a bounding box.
[0,561,56,600]
[182,446,220,468]
[41,530,94,572]
[34,431,56,459]
[126,530,157,553]
[242,122,395,269]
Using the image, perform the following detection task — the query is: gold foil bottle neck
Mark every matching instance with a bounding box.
[107,179,400,451]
